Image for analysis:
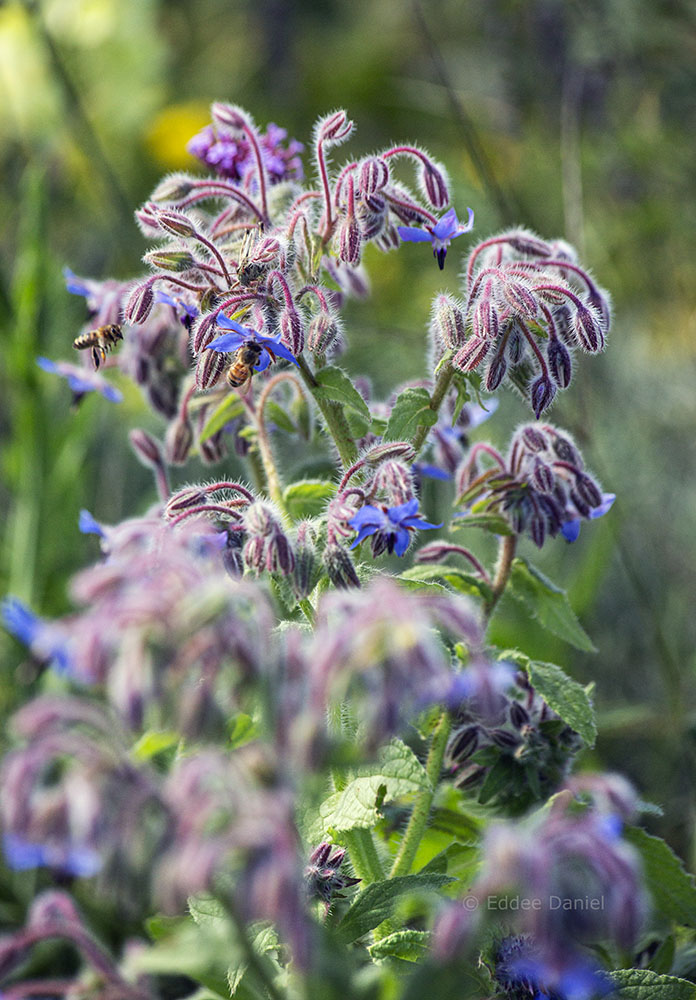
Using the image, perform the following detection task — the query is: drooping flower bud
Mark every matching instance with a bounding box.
[124,279,155,324]
[432,293,466,350]
[151,172,197,203]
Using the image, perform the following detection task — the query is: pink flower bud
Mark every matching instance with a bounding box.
[420,160,449,210]
[358,156,389,196]
[124,280,155,324]
[316,110,354,144]
[129,429,163,467]
[453,336,490,373]
[211,102,248,131]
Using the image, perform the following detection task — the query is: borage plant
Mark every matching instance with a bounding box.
[3,105,695,1000]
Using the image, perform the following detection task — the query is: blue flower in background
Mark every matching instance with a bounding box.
[154,289,199,320]
[561,493,616,542]
[398,206,475,269]
[348,498,441,557]
[206,315,299,369]
[37,357,123,403]
[79,509,106,538]
[3,832,101,878]
[1,597,71,674]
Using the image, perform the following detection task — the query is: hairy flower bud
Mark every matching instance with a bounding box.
[420,160,449,210]
[574,472,602,509]
[337,213,363,266]
[362,440,415,466]
[124,279,155,324]
[279,307,305,355]
[164,414,194,465]
[144,250,197,273]
[371,460,414,506]
[547,335,572,387]
[307,310,339,355]
[574,305,605,353]
[195,348,227,390]
[322,543,360,589]
[530,375,556,417]
[151,173,197,203]
[453,336,490,373]
[432,294,466,350]
[129,428,164,468]
[485,350,507,391]
[316,110,354,144]
[446,725,480,764]
[154,208,197,239]
[211,101,248,131]
[358,157,389,197]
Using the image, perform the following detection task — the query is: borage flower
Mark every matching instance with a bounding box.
[398,206,474,269]
[37,357,123,404]
[206,315,299,370]
[348,497,441,557]
[561,492,616,542]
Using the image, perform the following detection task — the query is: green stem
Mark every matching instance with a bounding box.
[412,360,456,455]
[484,534,517,620]
[296,356,358,467]
[341,828,385,885]
[389,711,451,879]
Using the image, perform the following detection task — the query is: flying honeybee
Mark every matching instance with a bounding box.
[226,340,273,392]
[73,324,123,370]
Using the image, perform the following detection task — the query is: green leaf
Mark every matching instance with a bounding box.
[283,480,335,519]
[227,922,282,996]
[650,935,676,976]
[502,651,597,746]
[399,563,493,602]
[199,395,246,444]
[508,557,597,652]
[337,874,454,942]
[228,713,258,750]
[313,366,371,422]
[308,740,429,840]
[383,387,438,442]
[608,969,696,999]
[368,929,431,962]
[132,729,179,761]
[624,827,696,928]
[264,399,296,434]
[129,916,233,995]
[450,512,514,536]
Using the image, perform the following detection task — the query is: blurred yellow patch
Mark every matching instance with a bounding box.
[144,102,211,170]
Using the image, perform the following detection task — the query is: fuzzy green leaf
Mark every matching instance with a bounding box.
[508,557,596,652]
[450,512,514,536]
[338,874,454,942]
[384,387,438,442]
[624,827,696,928]
[502,651,597,746]
[283,479,335,519]
[199,395,245,444]
[399,563,493,602]
[308,740,429,840]
[313,365,371,422]
[368,929,431,962]
[608,969,696,999]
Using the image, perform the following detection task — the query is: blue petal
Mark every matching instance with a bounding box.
[2,597,39,645]
[387,498,420,523]
[457,206,475,233]
[397,226,434,244]
[63,267,90,297]
[432,208,458,240]
[258,336,300,367]
[590,492,616,519]
[98,383,124,403]
[36,356,59,374]
[402,516,442,530]
[79,509,105,537]
[349,505,388,531]
[216,314,253,335]
[349,523,380,549]
[561,519,581,542]
[206,332,246,352]
[3,833,45,870]
[392,527,412,557]
[413,462,452,481]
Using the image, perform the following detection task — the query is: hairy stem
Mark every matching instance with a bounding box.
[296,356,358,467]
[412,359,456,455]
[484,533,518,620]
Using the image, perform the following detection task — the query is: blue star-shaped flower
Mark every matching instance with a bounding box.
[3,832,102,877]
[397,206,475,269]
[1,596,72,674]
[37,357,123,403]
[206,315,299,369]
[561,492,616,542]
[348,498,441,557]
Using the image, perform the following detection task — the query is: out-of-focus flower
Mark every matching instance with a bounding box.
[398,207,475,269]
[2,597,72,674]
[348,498,441,557]
[305,842,360,914]
[187,122,304,183]
[36,357,123,403]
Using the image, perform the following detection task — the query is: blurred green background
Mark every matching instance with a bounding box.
[1,0,695,862]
